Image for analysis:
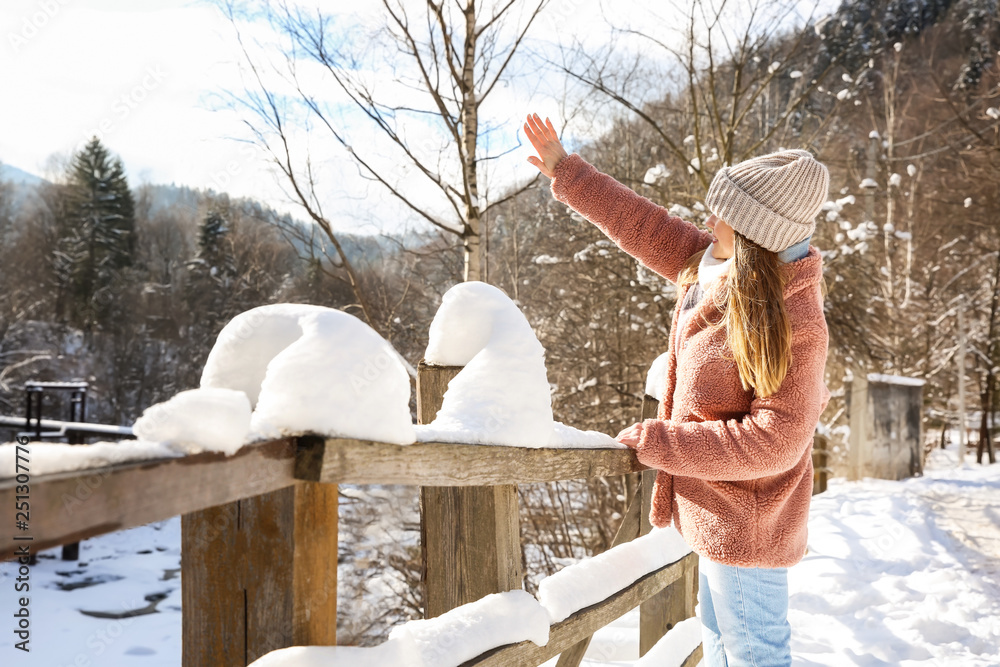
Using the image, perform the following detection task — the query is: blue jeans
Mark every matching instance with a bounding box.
[697,555,791,667]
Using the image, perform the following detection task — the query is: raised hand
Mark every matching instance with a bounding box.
[524,112,568,179]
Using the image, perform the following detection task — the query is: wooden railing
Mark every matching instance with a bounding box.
[0,363,709,666]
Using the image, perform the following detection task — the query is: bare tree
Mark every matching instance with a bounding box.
[220,0,547,292]
[557,0,843,194]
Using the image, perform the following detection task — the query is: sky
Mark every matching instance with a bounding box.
[1,1,275,204]
[0,0,840,235]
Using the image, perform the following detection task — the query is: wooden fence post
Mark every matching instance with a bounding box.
[638,393,698,657]
[181,448,338,667]
[418,361,523,618]
[812,433,829,494]
[848,373,869,481]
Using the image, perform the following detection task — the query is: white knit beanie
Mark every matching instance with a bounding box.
[705,149,829,252]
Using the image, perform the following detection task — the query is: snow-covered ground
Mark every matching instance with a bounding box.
[1,441,997,665]
[784,445,1000,667]
[561,441,1000,667]
[0,517,181,665]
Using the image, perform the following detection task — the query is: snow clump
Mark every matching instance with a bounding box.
[418,282,622,449]
[201,303,415,445]
[133,387,251,455]
[0,440,180,479]
[645,351,671,402]
[643,163,671,184]
[419,281,553,447]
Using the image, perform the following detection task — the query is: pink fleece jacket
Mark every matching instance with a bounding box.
[550,153,831,568]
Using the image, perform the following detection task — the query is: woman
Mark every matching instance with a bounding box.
[523,112,831,667]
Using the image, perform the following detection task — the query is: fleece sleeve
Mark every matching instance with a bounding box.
[634,321,831,481]
[550,153,713,284]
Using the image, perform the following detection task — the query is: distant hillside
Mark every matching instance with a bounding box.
[137,183,406,265]
[0,163,49,214]
[0,163,45,187]
[1,169,407,266]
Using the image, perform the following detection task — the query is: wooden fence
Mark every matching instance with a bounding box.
[0,362,711,666]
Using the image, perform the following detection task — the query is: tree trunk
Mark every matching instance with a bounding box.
[979,379,995,464]
[979,248,1000,463]
[460,1,482,282]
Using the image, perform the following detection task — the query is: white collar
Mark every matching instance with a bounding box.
[698,247,732,290]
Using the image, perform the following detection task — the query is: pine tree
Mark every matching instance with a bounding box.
[197,209,232,274]
[182,207,236,360]
[59,137,136,329]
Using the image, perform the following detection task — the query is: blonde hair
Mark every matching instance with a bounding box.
[677,233,792,398]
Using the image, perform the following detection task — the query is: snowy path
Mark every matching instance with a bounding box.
[928,483,1000,562]
[918,456,1000,564]
[785,449,1000,667]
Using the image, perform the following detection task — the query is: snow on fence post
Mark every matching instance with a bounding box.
[181,447,339,666]
[638,393,698,658]
[417,361,524,619]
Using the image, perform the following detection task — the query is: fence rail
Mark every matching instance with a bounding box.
[462,551,701,667]
[1,362,714,665]
[0,436,646,560]
[1,375,833,665]
[0,415,135,439]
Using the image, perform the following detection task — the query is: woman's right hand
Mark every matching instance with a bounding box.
[524,112,568,179]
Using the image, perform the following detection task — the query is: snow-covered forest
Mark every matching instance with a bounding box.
[1,0,999,663]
